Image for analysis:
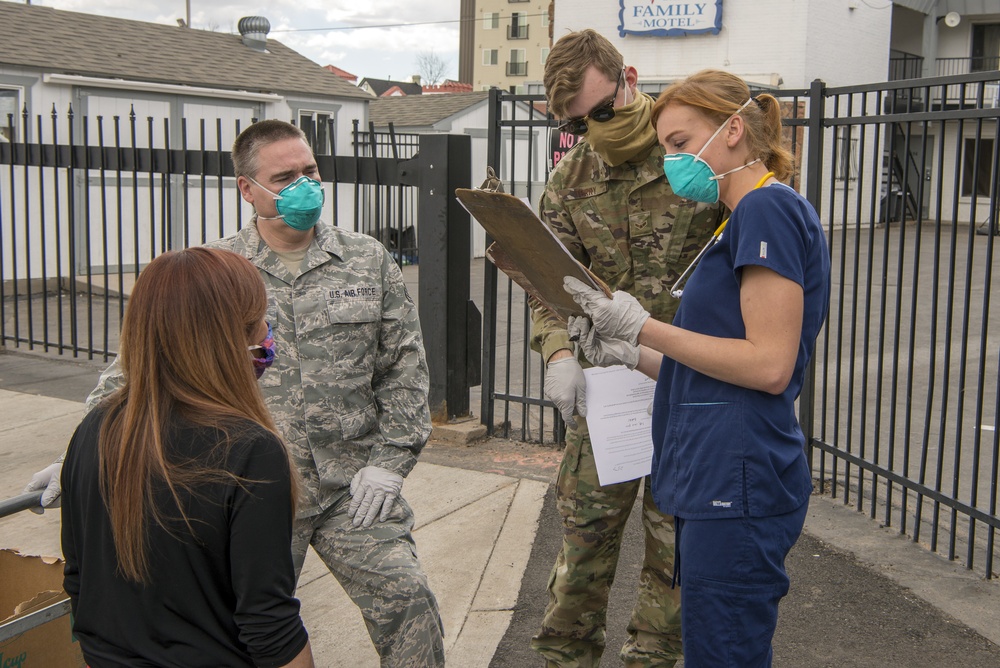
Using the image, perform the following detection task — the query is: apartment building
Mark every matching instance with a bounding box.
[461,0,552,92]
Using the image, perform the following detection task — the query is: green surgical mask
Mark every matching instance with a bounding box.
[250,175,325,231]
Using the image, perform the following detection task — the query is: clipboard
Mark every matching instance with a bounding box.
[456,184,611,322]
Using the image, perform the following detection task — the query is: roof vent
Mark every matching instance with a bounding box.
[238,16,270,52]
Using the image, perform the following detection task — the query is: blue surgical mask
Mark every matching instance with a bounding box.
[661,98,758,204]
[250,175,325,231]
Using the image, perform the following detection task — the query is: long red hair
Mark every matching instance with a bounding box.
[98,247,293,582]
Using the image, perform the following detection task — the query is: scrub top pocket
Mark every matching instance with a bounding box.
[668,401,745,518]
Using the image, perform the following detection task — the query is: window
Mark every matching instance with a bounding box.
[0,88,20,142]
[483,12,499,30]
[507,49,527,77]
[508,13,528,39]
[299,111,333,156]
[483,49,499,66]
[971,24,1000,73]
[835,127,858,182]
[542,11,550,27]
[541,48,550,65]
[961,137,995,198]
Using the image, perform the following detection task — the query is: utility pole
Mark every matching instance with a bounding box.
[186,0,191,28]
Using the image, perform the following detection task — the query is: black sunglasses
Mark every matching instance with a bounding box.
[558,69,624,136]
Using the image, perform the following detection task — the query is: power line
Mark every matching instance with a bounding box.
[269,12,549,33]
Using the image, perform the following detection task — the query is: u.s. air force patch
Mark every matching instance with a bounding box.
[326,284,381,324]
[327,285,380,302]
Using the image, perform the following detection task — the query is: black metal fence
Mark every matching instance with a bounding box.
[4,72,1000,578]
[0,108,419,360]
[352,121,420,264]
[479,71,1000,578]
[811,72,1000,580]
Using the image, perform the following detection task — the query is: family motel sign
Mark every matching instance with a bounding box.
[619,0,723,37]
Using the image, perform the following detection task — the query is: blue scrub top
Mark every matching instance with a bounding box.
[650,183,830,520]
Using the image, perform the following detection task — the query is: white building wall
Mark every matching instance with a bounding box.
[937,19,976,62]
[891,5,927,55]
[553,0,891,89]
[805,1,893,88]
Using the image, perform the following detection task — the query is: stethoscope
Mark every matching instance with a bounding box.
[669,170,776,299]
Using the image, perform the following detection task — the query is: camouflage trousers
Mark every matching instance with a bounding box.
[530,423,682,668]
[291,490,445,668]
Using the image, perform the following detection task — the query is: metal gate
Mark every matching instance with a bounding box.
[479,72,1000,578]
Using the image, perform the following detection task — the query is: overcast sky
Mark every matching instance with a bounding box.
[32,0,462,83]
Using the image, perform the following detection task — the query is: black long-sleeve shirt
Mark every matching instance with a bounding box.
[61,408,309,667]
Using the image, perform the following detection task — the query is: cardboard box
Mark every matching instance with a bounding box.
[0,549,85,667]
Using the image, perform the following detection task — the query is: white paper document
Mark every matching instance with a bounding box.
[584,366,656,486]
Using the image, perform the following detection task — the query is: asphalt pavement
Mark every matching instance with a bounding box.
[2,348,1000,667]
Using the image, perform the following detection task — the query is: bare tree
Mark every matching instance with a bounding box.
[416,50,450,86]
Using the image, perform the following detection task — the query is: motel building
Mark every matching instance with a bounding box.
[539,0,1000,230]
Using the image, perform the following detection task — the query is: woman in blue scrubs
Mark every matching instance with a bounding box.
[564,69,831,667]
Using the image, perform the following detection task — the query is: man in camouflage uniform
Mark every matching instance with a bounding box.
[529,30,724,667]
[27,120,445,668]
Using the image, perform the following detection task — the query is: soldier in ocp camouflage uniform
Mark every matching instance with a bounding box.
[54,120,445,668]
[529,30,724,668]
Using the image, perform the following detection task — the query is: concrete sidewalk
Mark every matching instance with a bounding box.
[0,354,549,668]
[3,350,1000,667]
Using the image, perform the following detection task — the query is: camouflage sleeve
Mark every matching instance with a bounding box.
[367,248,431,478]
[85,357,124,414]
[529,183,587,363]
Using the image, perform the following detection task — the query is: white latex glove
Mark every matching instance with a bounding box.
[348,466,404,528]
[545,356,587,429]
[23,462,63,514]
[563,277,650,345]
[568,316,640,370]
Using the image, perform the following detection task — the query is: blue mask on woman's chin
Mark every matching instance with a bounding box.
[250,175,325,231]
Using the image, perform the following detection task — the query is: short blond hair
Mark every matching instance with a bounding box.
[543,29,623,118]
